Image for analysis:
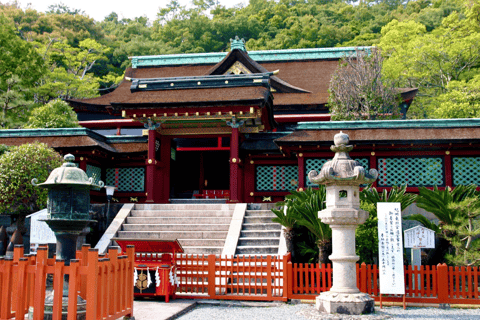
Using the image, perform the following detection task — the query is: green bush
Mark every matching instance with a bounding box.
[0,142,63,231]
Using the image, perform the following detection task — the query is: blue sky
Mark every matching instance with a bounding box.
[21,0,245,22]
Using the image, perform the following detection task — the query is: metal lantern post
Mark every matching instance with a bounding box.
[32,154,104,264]
[32,154,104,319]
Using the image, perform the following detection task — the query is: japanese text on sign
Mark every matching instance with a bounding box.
[377,202,405,295]
[404,226,435,249]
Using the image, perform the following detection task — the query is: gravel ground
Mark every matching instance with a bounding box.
[176,303,480,320]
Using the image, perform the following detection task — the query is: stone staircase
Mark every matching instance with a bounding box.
[116,203,236,254]
[235,209,281,255]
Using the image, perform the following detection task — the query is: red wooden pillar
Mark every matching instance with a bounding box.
[78,157,87,172]
[245,157,255,203]
[444,151,453,187]
[145,129,158,203]
[159,135,171,203]
[229,126,240,202]
[297,153,305,190]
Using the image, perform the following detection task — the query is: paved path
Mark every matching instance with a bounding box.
[132,299,480,320]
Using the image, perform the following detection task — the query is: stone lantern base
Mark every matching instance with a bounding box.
[316,291,374,315]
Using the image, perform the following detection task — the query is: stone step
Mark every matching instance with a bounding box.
[235,246,279,255]
[240,230,281,238]
[130,210,234,217]
[134,204,235,211]
[177,239,225,246]
[237,238,280,246]
[182,246,223,255]
[116,230,228,239]
[125,217,232,224]
[243,216,275,224]
[242,223,281,231]
[123,224,230,232]
[244,210,276,217]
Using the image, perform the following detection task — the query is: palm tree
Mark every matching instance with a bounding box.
[271,202,297,260]
[286,187,331,264]
[405,185,477,233]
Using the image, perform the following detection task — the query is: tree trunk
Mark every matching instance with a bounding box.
[317,240,332,265]
[284,228,296,261]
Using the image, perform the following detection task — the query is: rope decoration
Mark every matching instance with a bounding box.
[133,267,138,287]
[147,267,152,288]
[155,267,161,287]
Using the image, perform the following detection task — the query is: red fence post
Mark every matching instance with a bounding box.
[360,263,367,293]
[208,255,216,299]
[437,263,449,307]
[33,247,48,320]
[86,249,99,320]
[283,254,290,301]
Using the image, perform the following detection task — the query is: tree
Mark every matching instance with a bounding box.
[0,75,35,128]
[379,9,480,118]
[25,99,79,128]
[0,142,63,233]
[444,197,480,266]
[271,202,297,260]
[328,47,401,120]
[0,16,45,127]
[405,185,478,264]
[273,187,331,264]
[432,75,480,119]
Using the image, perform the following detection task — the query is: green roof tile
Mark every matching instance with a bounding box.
[297,118,480,130]
[130,46,368,68]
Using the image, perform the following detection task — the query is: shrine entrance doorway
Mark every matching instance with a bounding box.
[170,137,230,199]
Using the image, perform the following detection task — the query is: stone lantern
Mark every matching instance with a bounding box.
[32,154,104,264]
[308,132,378,315]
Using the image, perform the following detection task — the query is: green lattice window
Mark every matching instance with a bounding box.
[453,157,480,186]
[306,158,369,186]
[256,165,298,191]
[377,157,444,187]
[86,164,102,190]
[106,167,145,192]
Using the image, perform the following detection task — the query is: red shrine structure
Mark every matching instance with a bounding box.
[2,39,480,205]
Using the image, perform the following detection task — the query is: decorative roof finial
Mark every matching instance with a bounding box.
[230,36,246,51]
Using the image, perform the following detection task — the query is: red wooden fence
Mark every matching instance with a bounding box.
[288,260,480,305]
[170,254,479,305]
[175,254,289,301]
[0,244,134,320]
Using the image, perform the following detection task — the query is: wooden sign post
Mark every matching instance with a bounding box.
[404,226,435,290]
[377,202,406,309]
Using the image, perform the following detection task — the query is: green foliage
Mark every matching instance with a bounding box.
[357,185,417,264]
[0,145,10,156]
[411,185,478,228]
[0,15,45,127]
[0,75,36,128]
[272,187,331,263]
[26,99,79,128]
[432,75,480,118]
[444,197,480,266]
[379,2,480,118]
[0,142,63,230]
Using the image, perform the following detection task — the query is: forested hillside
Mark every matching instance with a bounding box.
[1,0,479,127]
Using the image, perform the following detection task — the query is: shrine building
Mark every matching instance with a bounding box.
[1,39,480,205]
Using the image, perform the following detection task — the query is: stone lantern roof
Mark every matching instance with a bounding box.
[308,131,378,186]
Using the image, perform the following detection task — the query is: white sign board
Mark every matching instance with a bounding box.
[404,226,435,249]
[28,209,56,244]
[377,202,405,295]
